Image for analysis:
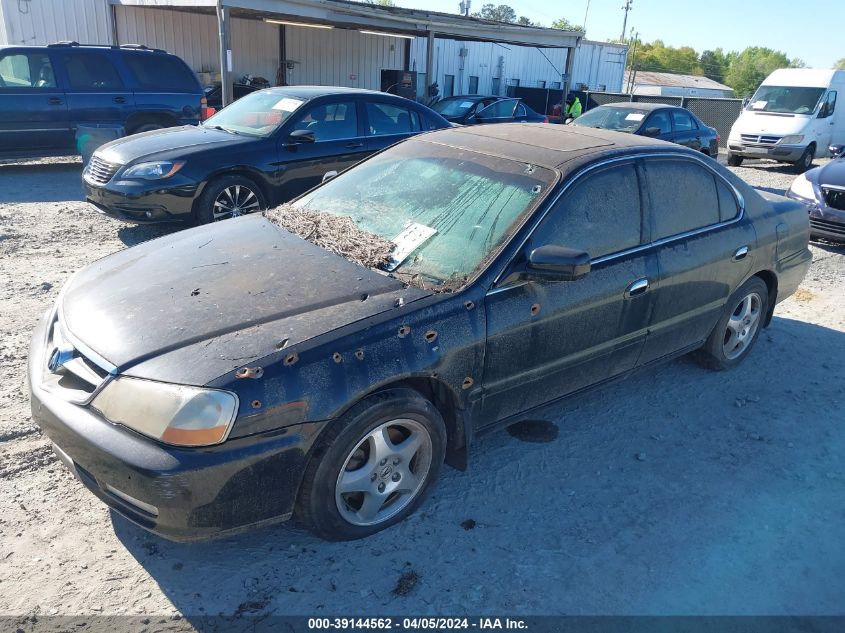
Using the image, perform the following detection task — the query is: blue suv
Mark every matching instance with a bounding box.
[0,43,205,159]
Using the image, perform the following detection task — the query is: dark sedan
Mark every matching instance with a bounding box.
[432,95,548,124]
[31,125,810,542]
[571,102,720,157]
[787,143,845,243]
[83,86,450,224]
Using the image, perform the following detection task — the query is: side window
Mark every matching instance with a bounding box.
[292,101,358,141]
[716,179,740,222]
[123,53,199,92]
[409,110,422,132]
[645,159,721,239]
[671,110,697,131]
[516,103,527,117]
[62,53,124,90]
[477,99,518,119]
[0,53,56,89]
[821,91,837,118]
[366,102,413,136]
[646,111,672,134]
[535,163,643,259]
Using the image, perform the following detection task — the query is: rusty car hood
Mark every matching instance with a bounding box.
[60,215,429,385]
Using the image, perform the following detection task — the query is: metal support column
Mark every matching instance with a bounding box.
[561,40,579,100]
[425,30,436,93]
[216,2,233,107]
[109,4,120,46]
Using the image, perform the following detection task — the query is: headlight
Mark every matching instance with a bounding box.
[121,161,185,180]
[92,378,238,447]
[788,173,817,201]
[780,135,804,145]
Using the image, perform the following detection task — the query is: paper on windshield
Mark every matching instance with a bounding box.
[385,223,437,271]
[460,101,474,108]
[751,100,768,110]
[625,112,646,121]
[272,98,304,112]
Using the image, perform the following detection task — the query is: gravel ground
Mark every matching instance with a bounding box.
[0,156,843,622]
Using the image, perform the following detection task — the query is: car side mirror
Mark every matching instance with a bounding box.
[288,129,315,144]
[829,144,844,158]
[642,127,661,137]
[525,245,591,282]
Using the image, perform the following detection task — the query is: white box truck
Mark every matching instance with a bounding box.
[727,68,844,172]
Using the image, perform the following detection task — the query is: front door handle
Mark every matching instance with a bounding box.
[48,97,63,105]
[345,141,364,149]
[733,245,749,261]
[113,96,127,104]
[625,278,649,298]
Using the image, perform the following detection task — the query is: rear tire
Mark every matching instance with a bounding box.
[295,388,446,541]
[194,175,266,225]
[694,277,769,371]
[727,153,743,167]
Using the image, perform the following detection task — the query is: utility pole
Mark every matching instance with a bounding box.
[620,0,633,43]
[582,0,591,30]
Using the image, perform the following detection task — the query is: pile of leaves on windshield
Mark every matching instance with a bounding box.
[265,204,395,269]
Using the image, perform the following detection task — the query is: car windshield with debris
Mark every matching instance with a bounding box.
[202,90,305,137]
[571,105,649,133]
[270,139,556,287]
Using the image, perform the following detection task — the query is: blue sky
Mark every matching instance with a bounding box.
[391,0,842,69]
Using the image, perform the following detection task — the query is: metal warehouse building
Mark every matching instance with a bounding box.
[0,0,627,102]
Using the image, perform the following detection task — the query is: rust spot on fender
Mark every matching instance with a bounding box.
[398,325,411,338]
[462,377,474,390]
[251,399,262,409]
[284,352,299,366]
[355,349,365,360]
[236,366,264,379]
[332,352,343,363]
[424,330,438,343]
[530,303,541,316]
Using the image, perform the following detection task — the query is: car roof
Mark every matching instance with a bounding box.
[599,101,681,111]
[417,123,683,170]
[260,86,391,100]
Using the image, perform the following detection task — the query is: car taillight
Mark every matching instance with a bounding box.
[200,97,216,121]
[543,116,549,123]
[716,133,721,142]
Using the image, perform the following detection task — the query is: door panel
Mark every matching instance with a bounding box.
[482,253,657,423]
[671,110,701,150]
[59,51,135,129]
[0,51,71,152]
[638,157,756,365]
[277,99,369,200]
[481,160,656,424]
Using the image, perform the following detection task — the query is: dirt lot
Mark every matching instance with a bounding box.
[0,157,843,620]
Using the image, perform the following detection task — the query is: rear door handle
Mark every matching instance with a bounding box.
[625,278,649,298]
[48,97,63,105]
[113,96,127,104]
[733,245,749,261]
[345,141,364,149]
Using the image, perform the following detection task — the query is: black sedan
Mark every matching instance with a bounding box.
[83,86,451,224]
[787,143,845,243]
[31,124,810,541]
[571,102,720,157]
[432,95,548,124]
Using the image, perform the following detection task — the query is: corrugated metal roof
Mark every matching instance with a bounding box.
[624,70,731,91]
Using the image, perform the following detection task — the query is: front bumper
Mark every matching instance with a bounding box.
[727,141,805,162]
[28,311,327,541]
[83,174,200,224]
[785,192,845,243]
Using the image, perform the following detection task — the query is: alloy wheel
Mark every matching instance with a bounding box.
[335,419,433,527]
[723,292,762,360]
[212,185,261,221]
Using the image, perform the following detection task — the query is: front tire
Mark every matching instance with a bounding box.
[296,389,446,541]
[727,153,743,167]
[792,145,815,174]
[694,277,768,371]
[194,175,266,224]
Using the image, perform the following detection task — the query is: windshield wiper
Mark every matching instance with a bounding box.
[204,124,241,135]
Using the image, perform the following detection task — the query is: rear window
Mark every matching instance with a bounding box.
[123,53,199,92]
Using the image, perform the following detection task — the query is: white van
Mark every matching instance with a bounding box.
[727,68,844,172]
